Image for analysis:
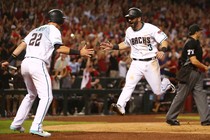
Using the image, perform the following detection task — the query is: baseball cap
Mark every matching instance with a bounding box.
[188,24,202,35]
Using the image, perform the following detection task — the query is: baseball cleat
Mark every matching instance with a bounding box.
[201,120,210,126]
[30,130,51,137]
[10,125,25,133]
[166,120,180,126]
[111,103,125,116]
[161,78,176,93]
[169,83,176,93]
[163,83,176,94]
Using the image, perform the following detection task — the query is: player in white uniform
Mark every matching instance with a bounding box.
[100,7,175,115]
[1,9,94,137]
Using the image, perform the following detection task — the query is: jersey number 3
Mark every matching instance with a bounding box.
[148,44,153,51]
[29,33,43,46]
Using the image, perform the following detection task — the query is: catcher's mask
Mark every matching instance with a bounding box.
[125,7,142,20]
[48,9,66,25]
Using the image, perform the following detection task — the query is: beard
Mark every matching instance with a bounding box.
[129,20,139,31]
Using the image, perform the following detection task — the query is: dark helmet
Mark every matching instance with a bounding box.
[48,9,66,25]
[125,7,142,19]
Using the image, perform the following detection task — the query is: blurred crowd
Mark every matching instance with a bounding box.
[0,0,210,116]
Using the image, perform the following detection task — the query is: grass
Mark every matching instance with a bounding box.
[0,119,99,134]
[156,114,200,120]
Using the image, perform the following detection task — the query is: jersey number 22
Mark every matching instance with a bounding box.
[29,33,43,46]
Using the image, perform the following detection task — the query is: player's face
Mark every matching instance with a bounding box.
[127,17,140,31]
[196,30,202,39]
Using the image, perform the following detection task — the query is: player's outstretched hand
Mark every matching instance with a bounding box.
[80,45,94,57]
[203,65,209,72]
[1,61,9,69]
[156,51,165,60]
[100,41,113,50]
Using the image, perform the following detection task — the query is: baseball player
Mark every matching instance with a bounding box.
[166,24,210,126]
[100,7,175,115]
[1,9,94,137]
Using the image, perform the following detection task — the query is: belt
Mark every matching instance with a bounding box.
[25,56,46,63]
[192,67,201,73]
[132,57,156,61]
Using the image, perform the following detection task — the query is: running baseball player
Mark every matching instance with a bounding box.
[100,7,175,115]
[1,9,94,137]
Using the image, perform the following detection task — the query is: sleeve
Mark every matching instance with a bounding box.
[49,26,63,46]
[123,28,131,47]
[152,26,168,44]
[124,36,131,47]
[185,40,196,57]
[23,31,32,44]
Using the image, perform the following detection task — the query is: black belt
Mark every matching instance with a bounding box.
[192,67,201,73]
[132,57,156,61]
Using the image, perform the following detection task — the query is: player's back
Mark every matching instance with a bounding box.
[24,24,62,65]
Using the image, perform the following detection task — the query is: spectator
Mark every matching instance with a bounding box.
[118,53,130,78]
[89,82,104,114]
[0,67,13,117]
[54,54,69,73]
[109,51,119,78]
[50,54,69,115]
[68,57,80,76]
[97,50,109,77]
[81,57,100,89]
[80,57,100,114]
[12,65,25,116]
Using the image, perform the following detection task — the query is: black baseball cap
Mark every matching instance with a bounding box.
[188,24,202,35]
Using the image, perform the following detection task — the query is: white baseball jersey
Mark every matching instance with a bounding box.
[116,22,173,109]
[11,24,62,131]
[124,22,167,59]
[24,24,62,65]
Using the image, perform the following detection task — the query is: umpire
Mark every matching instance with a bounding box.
[166,24,210,126]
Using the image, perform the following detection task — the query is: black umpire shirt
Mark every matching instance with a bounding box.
[180,37,203,68]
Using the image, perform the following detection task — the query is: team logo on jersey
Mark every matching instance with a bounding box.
[158,30,166,36]
[158,30,165,35]
[130,37,151,45]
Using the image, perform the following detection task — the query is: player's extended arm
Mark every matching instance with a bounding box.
[159,40,168,51]
[190,56,208,72]
[85,57,91,69]
[56,45,94,57]
[13,42,27,56]
[1,41,27,68]
[156,40,168,60]
[100,41,128,50]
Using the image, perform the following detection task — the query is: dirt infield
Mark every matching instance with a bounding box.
[45,122,210,134]
[1,114,210,140]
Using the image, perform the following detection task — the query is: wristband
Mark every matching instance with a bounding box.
[113,44,119,50]
[8,54,17,63]
[161,47,167,52]
[69,49,80,55]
